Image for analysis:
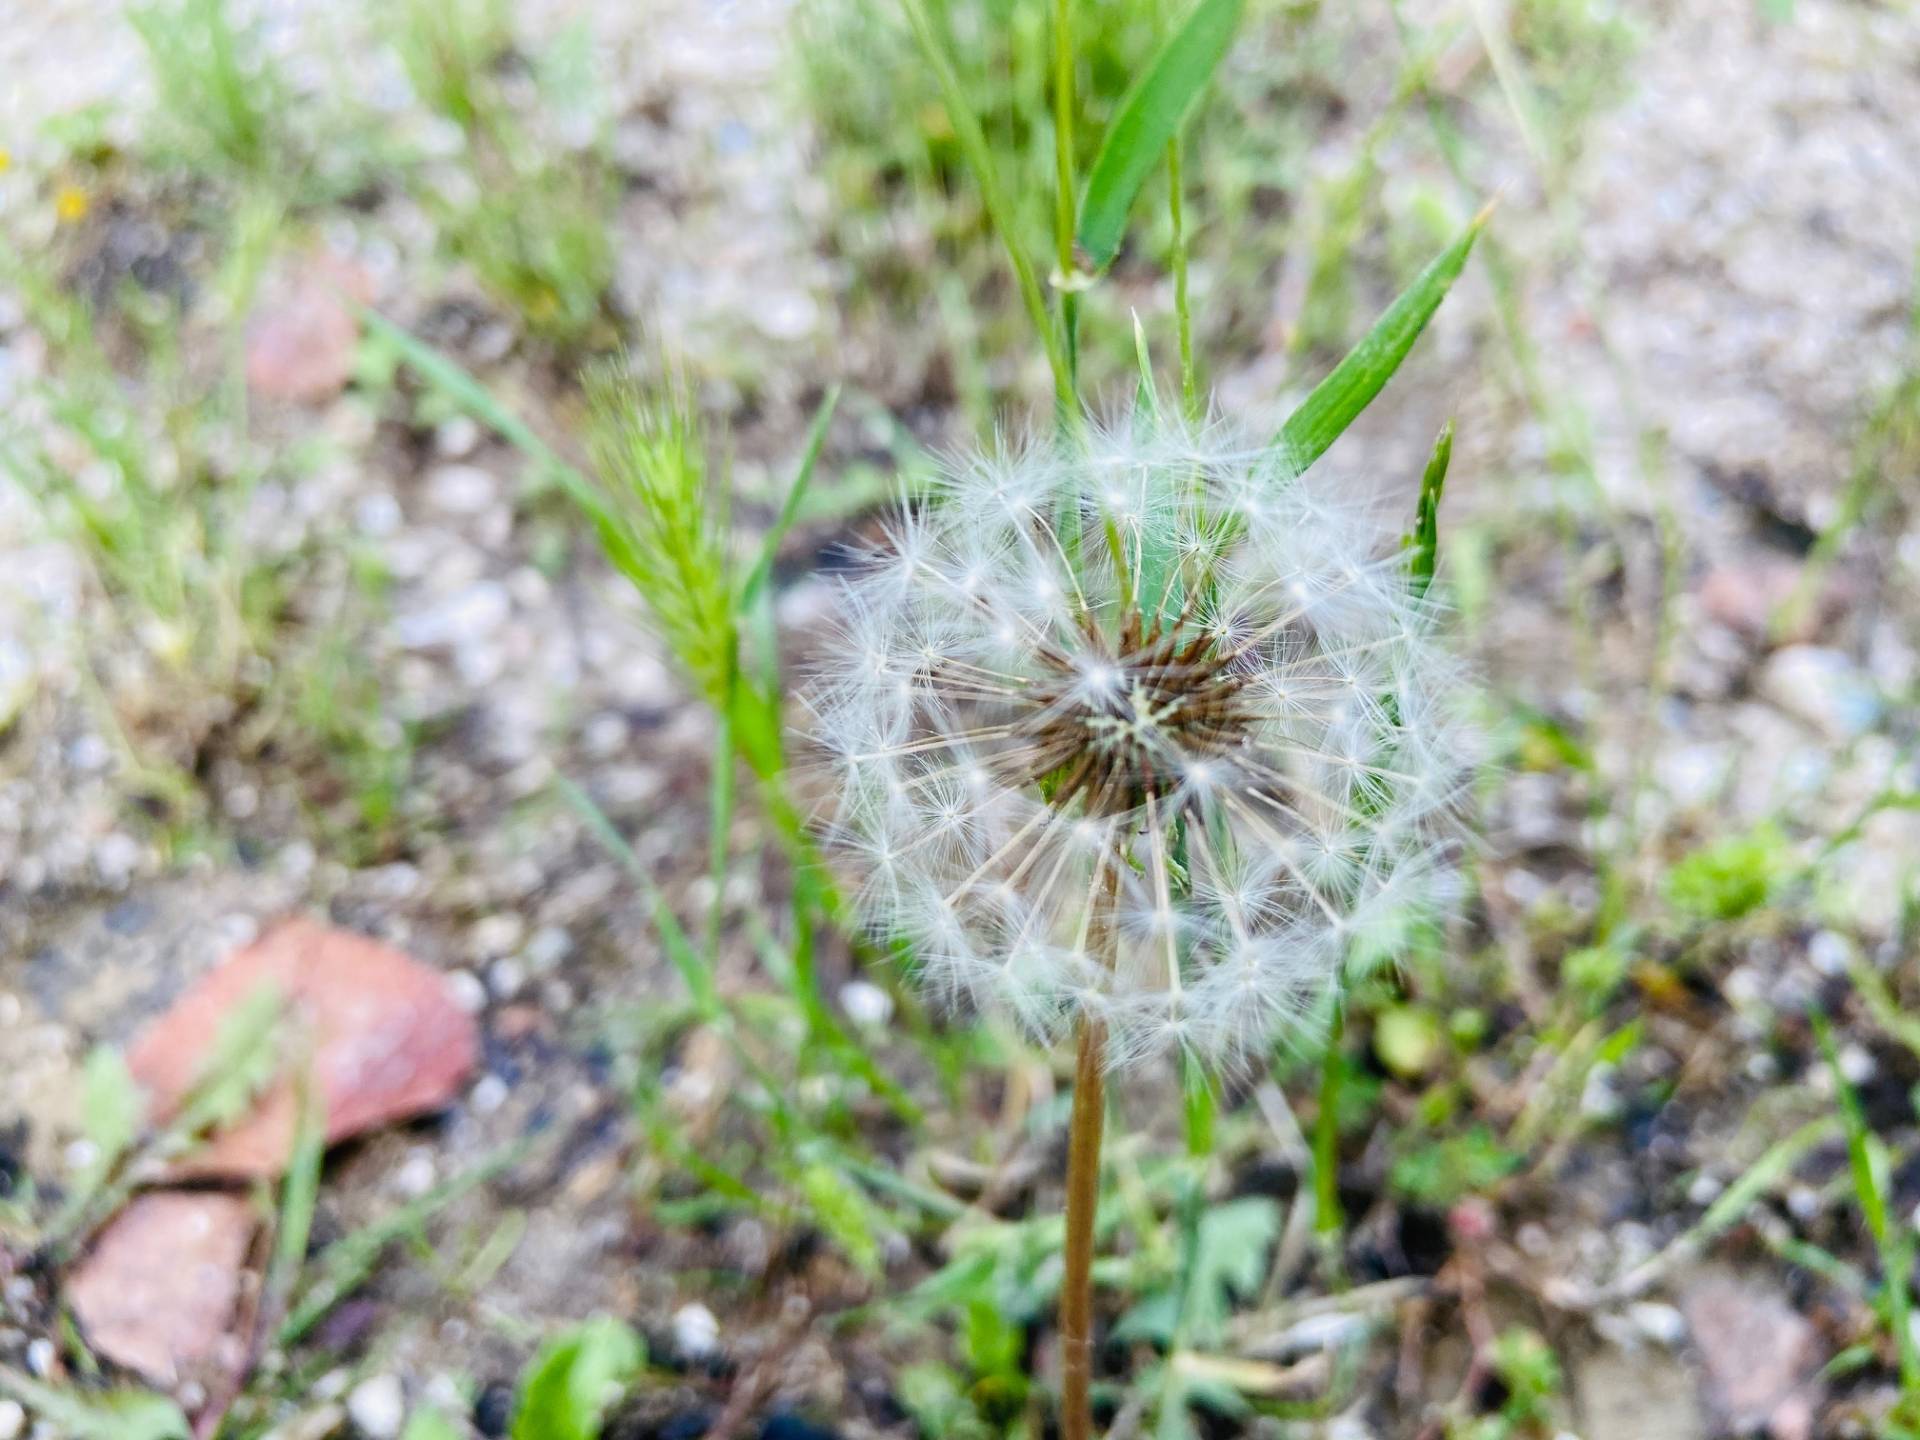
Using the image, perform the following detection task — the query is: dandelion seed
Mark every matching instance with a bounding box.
[808,409,1473,1070]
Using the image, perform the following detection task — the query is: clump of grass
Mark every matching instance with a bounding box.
[794,0,1320,409]
[391,0,616,347]
[129,0,291,182]
[0,248,407,848]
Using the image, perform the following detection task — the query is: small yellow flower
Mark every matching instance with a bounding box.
[55,184,89,223]
[0,147,13,174]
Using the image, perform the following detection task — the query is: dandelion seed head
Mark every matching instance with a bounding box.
[808,408,1473,1070]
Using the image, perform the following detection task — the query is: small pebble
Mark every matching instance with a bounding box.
[1838,1043,1876,1086]
[525,926,571,972]
[25,1337,54,1377]
[447,970,489,1014]
[471,1074,509,1115]
[0,1399,24,1440]
[347,1374,406,1440]
[672,1301,720,1360]
[393,1148,437,1199]
[470,914,525,960]
[487,957,525,999]
[1626,1300,1688,1348]
[838,981,893,1028]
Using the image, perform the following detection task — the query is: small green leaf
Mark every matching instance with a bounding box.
[512,1317,645,1440]
[1276,207,1489,475]
[1075,0,1244,271]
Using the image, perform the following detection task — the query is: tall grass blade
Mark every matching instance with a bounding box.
[738,386,840,611]
[898,0,1072,407]
[1276,207,1488,473]
[1075,0,1244,272]
[1407,419,1453,596]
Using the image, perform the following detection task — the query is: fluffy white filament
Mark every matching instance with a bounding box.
[806,412,1471,1070]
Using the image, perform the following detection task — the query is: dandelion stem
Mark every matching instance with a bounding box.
[1061,1012,1106,1440]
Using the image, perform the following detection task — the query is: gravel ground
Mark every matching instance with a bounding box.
[3,0,1920,1436]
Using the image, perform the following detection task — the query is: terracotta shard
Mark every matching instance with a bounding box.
[65,1191,258,1388]
[243,253,373,403]
[129,918,480,1179]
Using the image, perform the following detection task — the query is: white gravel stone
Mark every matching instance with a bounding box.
[1626,1301,1688,1348]
[838,981,893,1028]
[487,957,526,999]
[672,1301,720,1360]
[347,1374,406,1440]
[426,463,498,516]
[470,1074,509,1115]
[0,1398,25,1440]
[446,969,489,1014]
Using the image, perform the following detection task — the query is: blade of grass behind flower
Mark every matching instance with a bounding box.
[1075,0,1244,272]
[1405,419,1452,596]
[899,0,1071,407]
[738,385,839,612]
[1275,206,1488,474]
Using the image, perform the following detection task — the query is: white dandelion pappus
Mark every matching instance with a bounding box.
[806,410,1472,1070]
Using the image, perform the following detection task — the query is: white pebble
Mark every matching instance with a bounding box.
[838,981,894,1028]
[446,970,488,1014]
[347,1374,406,1440]
[1838,1043,1876,1086]
[393,1149,436,1199]
[470,1075,509,1115]
[672,1302,720,1360]
[0,1399,24,1440]
[525,926,572,972]
[470,914,524,959]
[25,1337,54,1377]
[487,957,525,999]
[1625,1301,1687,1348]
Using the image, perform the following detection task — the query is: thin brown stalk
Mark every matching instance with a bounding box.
[1061,1013,1106,1440]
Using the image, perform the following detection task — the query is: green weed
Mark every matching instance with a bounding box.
[391,0,616,346]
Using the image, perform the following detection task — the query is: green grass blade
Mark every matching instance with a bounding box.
[360,308,604,517]
[899,0,1071,408]
[264,1073,326,1321]
[737,385,839,612]
[557,773,719,1021]
[1275,206,1488,473]
[1075,0,1244,272]
[1406,418,1453,596]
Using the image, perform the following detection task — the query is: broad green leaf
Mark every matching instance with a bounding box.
[1275,206,1489,474]
[512,1317,646,1440]
[0,1369,188,1440]
[1076,0,1244,271]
